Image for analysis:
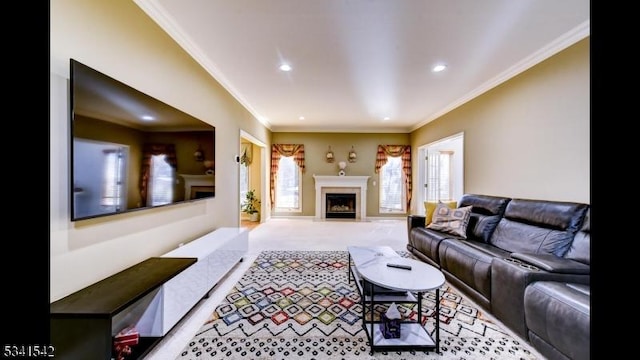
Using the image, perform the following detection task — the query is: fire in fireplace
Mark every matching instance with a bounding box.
[326,193,356,219]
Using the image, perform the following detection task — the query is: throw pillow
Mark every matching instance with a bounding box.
[424,201,457,225]
[427,204,472,238]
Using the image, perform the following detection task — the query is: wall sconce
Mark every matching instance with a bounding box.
[194,145,204,161]
[348,146,357,163]
[326,146,335,163]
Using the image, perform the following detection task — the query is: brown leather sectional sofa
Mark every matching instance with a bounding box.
[407,194,590,360]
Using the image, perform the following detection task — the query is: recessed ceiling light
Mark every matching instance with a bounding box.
[432,64,447,72]
[141,115,154,121]
[383,117,390,121]
[279,64,292,72]
[299,116,305,120]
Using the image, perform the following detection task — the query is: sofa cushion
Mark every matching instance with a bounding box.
[564,208,590,265]
[427,204,472,238]
[501,198,588,233]
[489,199,589,257]
[408,227,458,266]
[466,213,502,243]
[490,218,576,256]
[458,194,511,242]
[438,238,509,301]
[458,194,511,216]
[424,201,457,225]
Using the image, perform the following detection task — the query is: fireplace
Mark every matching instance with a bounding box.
[191,186,214,199]
[326,193,356,219]
[313,175,370,220]
[180,174,215,200]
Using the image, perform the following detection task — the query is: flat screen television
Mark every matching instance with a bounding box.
[70,59,215,221]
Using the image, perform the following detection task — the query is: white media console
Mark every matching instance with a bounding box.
[51,227,249,360]
[156,227,248,334]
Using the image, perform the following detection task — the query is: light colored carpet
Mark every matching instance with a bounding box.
[143,218,545,360]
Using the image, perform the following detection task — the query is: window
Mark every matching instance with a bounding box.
[239,161,249,209]
[274,155,302,211]
[100,148,125,210]
[426,151,454,202]
[379,156,406,213]
[148,154,175,206]
[270,143,305,211]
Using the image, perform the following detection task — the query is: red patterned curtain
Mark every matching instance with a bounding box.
[270,144,305,208]
[140,144,178,206]
[374,145,412,211]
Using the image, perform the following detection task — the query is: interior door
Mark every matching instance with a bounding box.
[417,133,464,214]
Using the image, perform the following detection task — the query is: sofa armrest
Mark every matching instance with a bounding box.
[491,257,590,338]
[511,253,590,274]
[407,215,426,232]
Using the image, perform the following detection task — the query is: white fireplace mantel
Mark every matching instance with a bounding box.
[313,175,370,220]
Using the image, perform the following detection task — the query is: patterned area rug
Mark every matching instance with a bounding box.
[177,251,538,359]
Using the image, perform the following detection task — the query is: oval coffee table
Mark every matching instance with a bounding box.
[347,246,445,353]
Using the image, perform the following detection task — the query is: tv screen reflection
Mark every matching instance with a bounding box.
[70,59,215,221]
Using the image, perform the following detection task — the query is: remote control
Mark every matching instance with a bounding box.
[386,263,412,270]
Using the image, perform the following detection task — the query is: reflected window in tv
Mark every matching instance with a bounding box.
[70,59,215,221]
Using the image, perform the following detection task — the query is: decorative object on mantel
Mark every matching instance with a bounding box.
[203,160,214,175]
[338,161,347,176]
[193,145,204,161]
[326,146,335,163]
[348,145,357,162]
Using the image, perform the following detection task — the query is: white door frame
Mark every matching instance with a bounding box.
[239,130,267,223]
[416,132,464,215]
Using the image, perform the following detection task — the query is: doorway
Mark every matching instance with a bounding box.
[239,130,266,229]
[417,132,464,215]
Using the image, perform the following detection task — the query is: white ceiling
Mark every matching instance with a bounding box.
[135,0,590,133]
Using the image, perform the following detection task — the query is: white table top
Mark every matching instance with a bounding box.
[348,246,445,292]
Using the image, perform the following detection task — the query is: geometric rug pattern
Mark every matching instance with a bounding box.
[177,250,538,359]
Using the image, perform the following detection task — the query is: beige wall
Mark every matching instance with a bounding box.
[271,132,410,217]
[50,0,270,301]
[50,0,589,302]
[411,38,590,209]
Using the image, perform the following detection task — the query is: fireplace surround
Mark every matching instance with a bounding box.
[313,175,369,220]
[180,174,215,200]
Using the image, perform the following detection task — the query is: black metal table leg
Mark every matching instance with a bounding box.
[369,280,375,351]
[417,291,422,323]
[435,288,440,353]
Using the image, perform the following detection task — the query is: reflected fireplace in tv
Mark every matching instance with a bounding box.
[70,59,215,221]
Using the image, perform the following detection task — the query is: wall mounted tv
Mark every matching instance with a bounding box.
[70,59,215,221]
